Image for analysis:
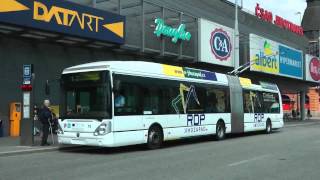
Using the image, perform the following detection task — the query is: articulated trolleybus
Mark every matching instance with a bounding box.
[57,61,283,149]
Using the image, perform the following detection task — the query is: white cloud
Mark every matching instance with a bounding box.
[229,0,307,25]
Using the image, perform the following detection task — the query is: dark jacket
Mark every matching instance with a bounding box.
[39,107,52,124]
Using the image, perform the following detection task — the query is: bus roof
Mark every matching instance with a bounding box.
[63,61,229,85]
[62,61,279,92]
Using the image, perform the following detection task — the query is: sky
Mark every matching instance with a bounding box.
[228,0,307,25]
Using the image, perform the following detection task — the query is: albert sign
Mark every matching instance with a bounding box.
[0,0,125,44]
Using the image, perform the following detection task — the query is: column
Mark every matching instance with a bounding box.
[300,91,306,121]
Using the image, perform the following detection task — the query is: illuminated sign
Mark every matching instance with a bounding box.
[0,0,125,44]
[255,3,303,36]
[250,34,303,79]
[154,18,191,43]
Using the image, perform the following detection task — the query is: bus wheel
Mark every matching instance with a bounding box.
[216,121,226,141]
[147,125,163,149]
[266,120,272,134]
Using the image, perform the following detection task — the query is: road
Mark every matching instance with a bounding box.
[1,123,320,180]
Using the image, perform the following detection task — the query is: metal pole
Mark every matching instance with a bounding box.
[141,0,145,52]
[234,0,240,69]
[92,0,96,8]
[318,30,320,57]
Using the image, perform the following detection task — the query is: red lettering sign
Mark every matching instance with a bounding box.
[255,3,304,36]
[310,57,320,81]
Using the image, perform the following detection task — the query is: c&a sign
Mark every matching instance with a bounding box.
[0,0,125,44]
[198,18,235,67]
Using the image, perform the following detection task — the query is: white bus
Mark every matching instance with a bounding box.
[57,61,283,149]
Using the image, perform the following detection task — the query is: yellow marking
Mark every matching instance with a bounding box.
[239,77,252,87]
[0,0,29,13]
[162,64,185,78]
[103,22,124,38]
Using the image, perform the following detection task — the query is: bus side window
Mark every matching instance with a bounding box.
[251,91,263,113]
[262,92,280,113]
[113,75,142,116]
[243,90,253,113]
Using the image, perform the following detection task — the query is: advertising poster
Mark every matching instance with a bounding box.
[250,34,303,79]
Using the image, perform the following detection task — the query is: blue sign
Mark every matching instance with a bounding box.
[210,28,232,61]
[279,45,303,79]
[0,0,125,44]
[23,64,32,84]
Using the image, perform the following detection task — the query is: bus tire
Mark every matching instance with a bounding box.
[266,120,272,134]
[216,121,226,141]
[147,125,163,149]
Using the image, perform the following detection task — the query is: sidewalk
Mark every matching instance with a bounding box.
[0,135,75,157]
[284,118,320,127]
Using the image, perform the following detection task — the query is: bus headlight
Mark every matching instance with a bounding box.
[94,121,111,136]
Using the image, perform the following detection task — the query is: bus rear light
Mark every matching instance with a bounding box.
[94,121,111,136]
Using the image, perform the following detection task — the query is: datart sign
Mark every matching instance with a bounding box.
[250,34,303,79]
[198,18,235,67]
[255,3,303,36]
[0,0,125,44]
[154,18,191,43]
[306,54,320,82]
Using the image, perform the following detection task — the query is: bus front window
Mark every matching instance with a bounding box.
[61,71,111,120]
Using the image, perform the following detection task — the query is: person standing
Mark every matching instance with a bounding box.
[39,100,52,146]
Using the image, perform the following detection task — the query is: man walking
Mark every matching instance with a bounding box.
[39,100,52,146]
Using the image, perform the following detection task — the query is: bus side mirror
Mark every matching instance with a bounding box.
[45,80,50,95]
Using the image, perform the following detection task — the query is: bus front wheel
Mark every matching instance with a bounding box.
[147,125,163,149]
[216,121,226,141]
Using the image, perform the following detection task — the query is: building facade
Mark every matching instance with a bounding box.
[0,0,316,137]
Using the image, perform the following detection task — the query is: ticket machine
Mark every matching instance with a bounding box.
[10,102,21,137]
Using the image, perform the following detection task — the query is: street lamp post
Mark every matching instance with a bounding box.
[234,0,240,70]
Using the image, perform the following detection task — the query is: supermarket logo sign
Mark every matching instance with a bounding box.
[210,28,232,61]
[251,41,279,74]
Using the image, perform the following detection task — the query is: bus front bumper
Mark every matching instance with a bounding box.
[58,132,114,147]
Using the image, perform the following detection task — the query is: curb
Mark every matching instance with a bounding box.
[0,145,84,157]
[285,122,320,128]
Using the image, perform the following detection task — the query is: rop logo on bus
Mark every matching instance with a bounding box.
[210,28,232,61]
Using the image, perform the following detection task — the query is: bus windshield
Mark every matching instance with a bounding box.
[61,71,111,120]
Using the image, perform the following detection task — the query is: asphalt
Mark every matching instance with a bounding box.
[0,121,320,180]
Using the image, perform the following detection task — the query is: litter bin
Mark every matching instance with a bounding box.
[0,119,3,137]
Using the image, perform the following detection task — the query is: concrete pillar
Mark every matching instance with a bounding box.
[300,91,306,121]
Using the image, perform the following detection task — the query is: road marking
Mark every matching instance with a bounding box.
[228,154,270,167]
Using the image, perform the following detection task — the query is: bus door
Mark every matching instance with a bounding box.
[227,76,244,133]
[243,90,255,131]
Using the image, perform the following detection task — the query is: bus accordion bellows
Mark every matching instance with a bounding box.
[57,61,284,149]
